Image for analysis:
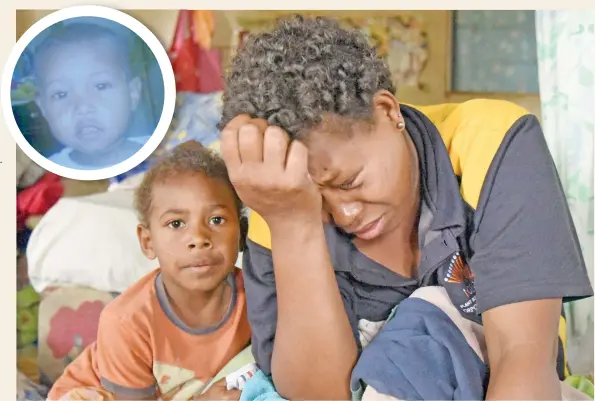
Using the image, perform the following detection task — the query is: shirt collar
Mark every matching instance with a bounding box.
[401,104,467,235]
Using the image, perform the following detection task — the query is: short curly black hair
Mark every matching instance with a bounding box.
[134,140,248,250]
[219,15,395,139]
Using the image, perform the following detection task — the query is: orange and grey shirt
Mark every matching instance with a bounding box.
[48,268,251,400]
[243,99,593,381]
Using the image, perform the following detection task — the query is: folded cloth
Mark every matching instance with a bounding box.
[353,287,594,401]
[240,370,287,401]
[17,370,48,401]
[226,362,259,391]
[351,287,488,401]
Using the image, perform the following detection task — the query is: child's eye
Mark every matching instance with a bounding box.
[51,91,67,101]
[168,220,186,229]
[96,82,112,90]
[209,216,225,226]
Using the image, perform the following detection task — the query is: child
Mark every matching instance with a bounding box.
[33,22,147,170]
[48,140,251,400]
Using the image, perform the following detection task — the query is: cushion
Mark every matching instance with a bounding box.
[26,189,158,293]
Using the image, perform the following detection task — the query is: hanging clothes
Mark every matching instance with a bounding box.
[168,10,223,94]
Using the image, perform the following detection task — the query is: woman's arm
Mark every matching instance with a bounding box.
[220,115,357,400]
[268,216,357,400]
[483,298,562,400]
[465,113,592,397]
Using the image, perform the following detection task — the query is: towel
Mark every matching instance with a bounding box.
[239,370,286,401]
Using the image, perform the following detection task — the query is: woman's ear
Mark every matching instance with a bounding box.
[373,90,402,124]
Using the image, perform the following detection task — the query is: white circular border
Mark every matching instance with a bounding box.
[2,6,176,181]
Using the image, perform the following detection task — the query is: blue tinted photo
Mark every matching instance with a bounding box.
[11,16,164,170]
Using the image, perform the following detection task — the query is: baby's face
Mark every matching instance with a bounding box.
[35,39,141,156]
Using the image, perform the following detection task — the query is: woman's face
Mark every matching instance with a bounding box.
[304,92,419,242]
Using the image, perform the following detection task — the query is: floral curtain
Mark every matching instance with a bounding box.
[536,10,595,374]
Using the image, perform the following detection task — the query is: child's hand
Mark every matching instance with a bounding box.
[194,379,241,401]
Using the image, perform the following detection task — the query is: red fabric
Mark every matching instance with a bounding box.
[168,10,223,94]
[197,46,223,93]
[17,172,63,231]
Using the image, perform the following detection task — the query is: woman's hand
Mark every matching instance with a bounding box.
[220,114,322,229]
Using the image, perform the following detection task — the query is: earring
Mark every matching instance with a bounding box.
[397,121,405,129]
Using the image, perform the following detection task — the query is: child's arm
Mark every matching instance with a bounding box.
[193,379,240,401]
[94,309,157,400]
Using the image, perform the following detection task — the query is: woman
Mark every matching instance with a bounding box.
[219,15,593,400]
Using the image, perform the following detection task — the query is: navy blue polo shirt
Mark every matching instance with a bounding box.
[241,100,594,381]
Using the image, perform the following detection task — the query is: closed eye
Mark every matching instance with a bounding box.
[338,175,361,190]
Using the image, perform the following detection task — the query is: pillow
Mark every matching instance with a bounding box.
[26,189,158,293]
[27,189,243,294]
[36,285,116,385]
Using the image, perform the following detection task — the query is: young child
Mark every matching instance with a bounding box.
[47,140,251,400]
[33,22,147,170]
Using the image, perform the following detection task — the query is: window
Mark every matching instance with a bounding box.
[451,11,539,94]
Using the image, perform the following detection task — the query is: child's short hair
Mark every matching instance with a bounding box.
[134,141,247,249]
[34,22,131,81]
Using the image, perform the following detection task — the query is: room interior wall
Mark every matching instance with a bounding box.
[15,9,541,118]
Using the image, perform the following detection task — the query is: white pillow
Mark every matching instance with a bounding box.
[26,189,157,293]
[27,189,244,294]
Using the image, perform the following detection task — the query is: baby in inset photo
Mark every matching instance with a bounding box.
[33,22,150,170]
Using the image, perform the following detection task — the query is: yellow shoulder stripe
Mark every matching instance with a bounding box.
[559,315,570,378]
[247,210,272,250]
[415,99,530,209]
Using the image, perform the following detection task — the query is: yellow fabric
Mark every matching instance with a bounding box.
[17,345,39,384]
[559,315,571,378]
[192,11,215,50]
[247,210,273,250]
[411,99,529,209]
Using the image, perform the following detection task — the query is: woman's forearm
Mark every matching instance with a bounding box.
[486,350,561,400]
[268,217,357,400]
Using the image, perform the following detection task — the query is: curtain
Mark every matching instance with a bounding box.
[536,10,595,374]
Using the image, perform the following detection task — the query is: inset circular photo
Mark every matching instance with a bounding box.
[2,6,176,180]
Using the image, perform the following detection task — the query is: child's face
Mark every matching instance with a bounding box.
[137,172,241,293]
[35,38,141,156]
